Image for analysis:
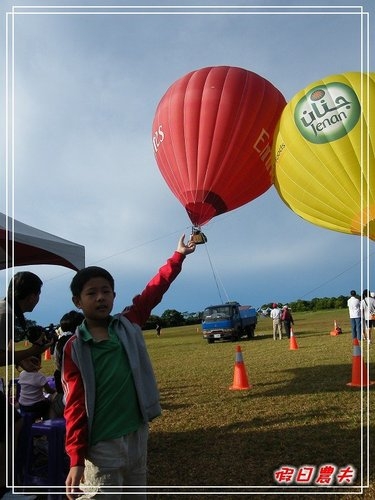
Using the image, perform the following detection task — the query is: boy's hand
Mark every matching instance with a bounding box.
[66,466,85,499]
[177,234,196,255]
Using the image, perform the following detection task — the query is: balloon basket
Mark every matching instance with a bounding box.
[191,227,207,244]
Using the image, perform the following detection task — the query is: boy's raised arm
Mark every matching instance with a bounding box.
[123,234,196,326]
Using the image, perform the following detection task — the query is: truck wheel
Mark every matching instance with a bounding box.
[247,326,255,339]
[207,338,214,344]
[232,330,240,342]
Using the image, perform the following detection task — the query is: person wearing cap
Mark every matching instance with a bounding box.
[270,303,282,340]
[281,305,294,339]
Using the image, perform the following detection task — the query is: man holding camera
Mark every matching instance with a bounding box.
[0,271,52,500]
[0,271,51,366]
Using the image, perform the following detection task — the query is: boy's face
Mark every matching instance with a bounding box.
[73,277,115,322]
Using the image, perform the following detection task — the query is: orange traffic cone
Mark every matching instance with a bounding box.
[347,338,375,388]
[229,345,252,390]
[44,348,51,361]
[289,327,299,350]
[330,320,342,336]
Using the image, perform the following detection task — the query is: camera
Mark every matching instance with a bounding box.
[26,324,58,346]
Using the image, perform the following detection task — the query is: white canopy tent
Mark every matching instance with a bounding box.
[0,212,85,271]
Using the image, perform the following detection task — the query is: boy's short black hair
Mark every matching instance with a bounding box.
[70,266,115,297]
[8,272,43,301]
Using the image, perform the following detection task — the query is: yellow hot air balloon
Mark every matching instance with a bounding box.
[272,72,374,240]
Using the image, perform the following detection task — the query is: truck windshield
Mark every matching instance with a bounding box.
[203,306,232,320]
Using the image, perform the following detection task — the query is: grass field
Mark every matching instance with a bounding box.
[2,308,374,499]
[144,309,374,499]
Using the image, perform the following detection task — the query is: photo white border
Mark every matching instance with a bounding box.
[4,3,371,496]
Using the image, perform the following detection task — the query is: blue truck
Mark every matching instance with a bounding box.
[202,302,257,343]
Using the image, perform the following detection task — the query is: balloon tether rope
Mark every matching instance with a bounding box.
[203,242,230,305]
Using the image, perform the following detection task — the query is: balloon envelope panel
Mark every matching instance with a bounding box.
[273,72,375,240]
[152,66,286,226]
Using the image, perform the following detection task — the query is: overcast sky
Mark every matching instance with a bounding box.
[1,0,374,326]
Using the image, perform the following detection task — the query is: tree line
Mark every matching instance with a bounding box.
[143,295,350,330]
[24,295,350,332]
[266,295,348,313]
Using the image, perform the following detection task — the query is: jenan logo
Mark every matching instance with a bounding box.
[294,82,361,144]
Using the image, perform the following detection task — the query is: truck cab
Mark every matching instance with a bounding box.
[202,302,257,343]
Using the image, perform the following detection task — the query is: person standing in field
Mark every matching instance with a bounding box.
[361,289,375,343]
[347,290,361,341]
[270,303,282,340]
[62,235,196,500]
[281,305,294,339]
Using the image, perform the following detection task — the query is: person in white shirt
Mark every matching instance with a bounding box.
[17,356,56,420]
[360,289,375,342]
[347,290,361,341]
[270,303,282,340]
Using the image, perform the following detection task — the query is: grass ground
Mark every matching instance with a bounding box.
[2,308,374,499]
[143,309,374,499]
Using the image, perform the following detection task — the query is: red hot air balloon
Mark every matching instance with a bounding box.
[152,66,286,231]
